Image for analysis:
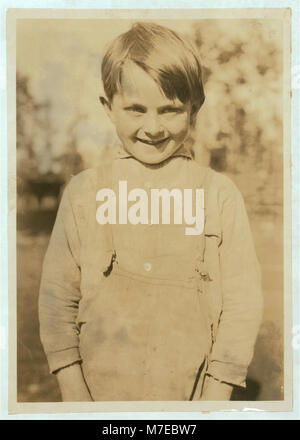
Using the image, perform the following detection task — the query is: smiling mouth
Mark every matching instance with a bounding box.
[136,137,170,146]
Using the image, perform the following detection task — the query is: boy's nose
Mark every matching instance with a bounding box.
[142,115,165,139]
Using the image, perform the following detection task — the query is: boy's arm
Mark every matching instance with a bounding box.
[39,179,92,400]
[205,178,263,394]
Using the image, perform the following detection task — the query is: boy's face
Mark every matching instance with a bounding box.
[103,62,193,165]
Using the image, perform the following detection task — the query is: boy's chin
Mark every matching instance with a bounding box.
[124,141,182,165]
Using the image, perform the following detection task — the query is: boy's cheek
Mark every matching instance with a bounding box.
[166,115,190,133]
[114,121,136,137]
[169,124,191,140]
[118,115,140,132]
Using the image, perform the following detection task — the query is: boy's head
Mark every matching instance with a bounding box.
[100,22,205,164]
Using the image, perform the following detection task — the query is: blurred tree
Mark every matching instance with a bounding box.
[17,73,83,210]
[17,72,53,178]
[191,20,283,214]
[57,113,85,183]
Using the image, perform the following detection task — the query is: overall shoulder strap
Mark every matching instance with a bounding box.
[201,166,214,199]
[195,166,213,263]
[95,157,116,275]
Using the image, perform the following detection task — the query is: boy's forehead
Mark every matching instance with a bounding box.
[117,61,181,106]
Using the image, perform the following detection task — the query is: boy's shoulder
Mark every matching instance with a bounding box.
[65,152,120,198]
[64,168,98,203]
[191,161,241,200]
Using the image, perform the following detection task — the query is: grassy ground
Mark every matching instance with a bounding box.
[17,208,284,402]
[17,234,61,402]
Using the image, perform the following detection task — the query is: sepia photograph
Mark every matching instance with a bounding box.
[7,8,292,412]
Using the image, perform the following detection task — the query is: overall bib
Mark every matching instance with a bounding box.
[78,157,213,401]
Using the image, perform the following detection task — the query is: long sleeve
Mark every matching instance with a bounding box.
[206,177,264,387]
[38,182,82,374]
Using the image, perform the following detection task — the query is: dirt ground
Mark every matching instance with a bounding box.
[17,208,284,402]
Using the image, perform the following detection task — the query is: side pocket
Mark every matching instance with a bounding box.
[75,301,89,336]
[210,323,215,344]
[75,316,87,336]
[195,261,214,344]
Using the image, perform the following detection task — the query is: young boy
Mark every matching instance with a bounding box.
[39,22,263,401]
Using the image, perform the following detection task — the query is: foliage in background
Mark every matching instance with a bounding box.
[17,72,83,183]
[192,20,283,214]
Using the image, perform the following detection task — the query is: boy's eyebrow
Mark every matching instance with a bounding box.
[123,103,147,110]
[157,104,186,111]
[123,103,186,111]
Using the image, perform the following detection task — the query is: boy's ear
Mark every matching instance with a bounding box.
[189,103,201,127]
[189,110,198,127]
[99,96,114,123]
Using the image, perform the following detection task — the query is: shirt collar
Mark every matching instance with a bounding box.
[116,143,193,161]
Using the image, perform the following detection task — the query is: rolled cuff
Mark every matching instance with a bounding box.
[206,360,247,388]
[46,347,82,374]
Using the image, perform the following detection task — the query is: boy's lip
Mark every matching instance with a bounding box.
[135,137,170,146]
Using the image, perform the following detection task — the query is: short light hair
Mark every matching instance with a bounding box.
[101,22,205,115]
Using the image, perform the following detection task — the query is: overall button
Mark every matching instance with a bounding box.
[144,262,152,272]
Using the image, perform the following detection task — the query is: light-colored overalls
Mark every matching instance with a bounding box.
[77,154,213,401]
